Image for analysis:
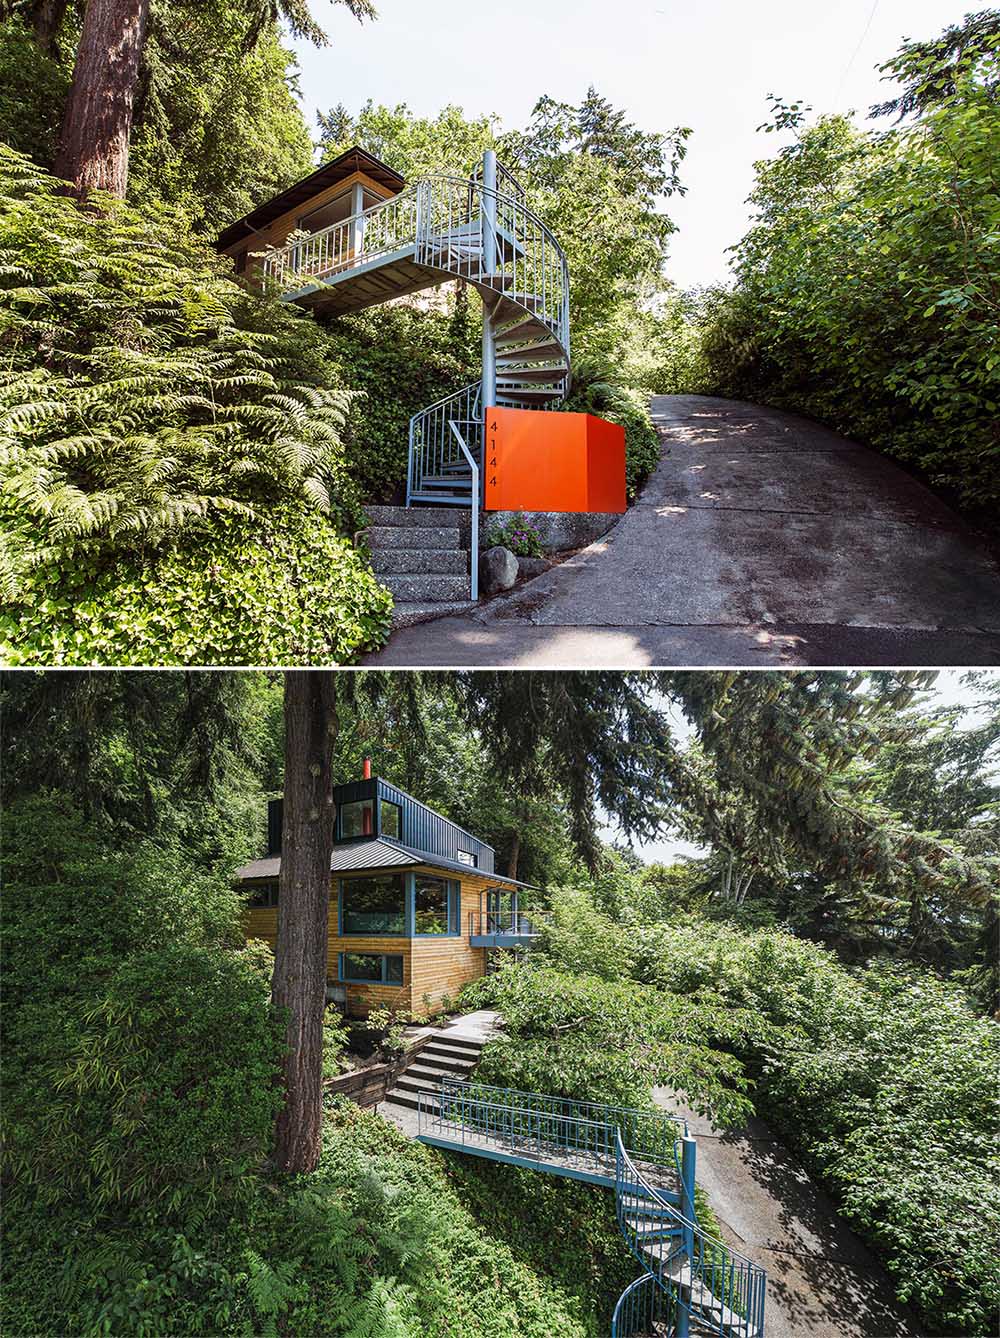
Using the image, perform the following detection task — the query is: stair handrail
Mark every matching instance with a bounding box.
[616,1133,767,1338]
[260,170,570,356]
[448,420,479,599]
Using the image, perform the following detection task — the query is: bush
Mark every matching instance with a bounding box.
[692,69,1000,523]
[0,504,392,665]
[606,910,1000,1336]
[2,793,283,1213]
[324,298,480,503]
[485,512,544,557]
[0,146,394,663]
[461,956,754,1123]
[562,364,661,501]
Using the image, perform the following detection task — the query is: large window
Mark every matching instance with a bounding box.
[340,952,404,985]
[414,874,459,935]
[340,799,374,839]
[247,882,278,909]
[379,799,401,840]
[341,874,405,935]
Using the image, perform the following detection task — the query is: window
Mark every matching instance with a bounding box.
[247,882,278,909]
[234,249,248,275]
[379,799,401,840]
[340,799,374,839]
[341,874,405,935]
[414,874,455,935]
[297,189,353,234]
[456,850,477,867]
[340,952,404,986]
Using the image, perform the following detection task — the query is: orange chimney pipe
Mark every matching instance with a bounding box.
[362,757,372,834]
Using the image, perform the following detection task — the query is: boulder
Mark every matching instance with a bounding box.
[479,545,518,595]
[516,556,552,581]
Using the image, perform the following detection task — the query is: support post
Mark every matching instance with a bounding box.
[677,1134,697,1338]
[350,180,364,257]
[480,150,497,415]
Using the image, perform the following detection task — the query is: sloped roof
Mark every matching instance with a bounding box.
[235,839,531,888]
[216,146,405,251]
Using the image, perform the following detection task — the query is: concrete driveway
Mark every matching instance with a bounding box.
[654,1089,924,1338]
[363,395,1000,666]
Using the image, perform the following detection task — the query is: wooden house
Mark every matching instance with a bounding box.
[236,771,537,1017]
[216,146,405,279]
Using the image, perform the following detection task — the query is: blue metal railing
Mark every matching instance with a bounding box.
[611,1273,674,1338]
[417,1078,684,1191]
[413,1077,766,1338]
[616,1134,766,1338]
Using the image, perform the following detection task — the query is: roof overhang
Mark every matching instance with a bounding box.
[216,146,405,252]
[235,838,533,890]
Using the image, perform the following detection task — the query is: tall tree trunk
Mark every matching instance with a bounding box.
[506,829,521,881]
[31,0,70,55]
[272,671,338,1174]
[53,0,150,197]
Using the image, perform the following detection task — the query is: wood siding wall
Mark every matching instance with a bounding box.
[220,170,396,262]
[242,866,489,1017]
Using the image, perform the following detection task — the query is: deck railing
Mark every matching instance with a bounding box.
[262,185,422,290]
[467,909,547,939]
[420,1077,686,1186]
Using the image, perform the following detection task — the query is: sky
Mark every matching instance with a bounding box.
[292,0,972,288]
[599,670,998,866]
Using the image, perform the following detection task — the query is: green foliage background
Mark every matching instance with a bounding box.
[691,26,1000,523]
[463,887,1000,1337]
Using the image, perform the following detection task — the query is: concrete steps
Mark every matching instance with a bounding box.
[385,1031,484,1112]
[365,505,475,627]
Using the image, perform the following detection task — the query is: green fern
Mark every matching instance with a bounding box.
[0,144,362,592]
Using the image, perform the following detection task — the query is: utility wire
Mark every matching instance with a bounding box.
[836,0,881,101]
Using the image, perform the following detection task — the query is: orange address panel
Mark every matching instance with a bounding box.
[483,408,626,513]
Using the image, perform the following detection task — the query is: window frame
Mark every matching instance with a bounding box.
[247,881,279,909]
[379,798,402,842]
[338,951,405,986]
[411,873,462,938]
[339,798,375,841]
[339,872,407,937]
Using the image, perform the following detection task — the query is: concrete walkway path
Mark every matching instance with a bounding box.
[363,395,1000,666]
[654,1089,924,1338]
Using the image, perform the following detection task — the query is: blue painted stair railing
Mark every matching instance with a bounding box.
[413,1079,766,1338]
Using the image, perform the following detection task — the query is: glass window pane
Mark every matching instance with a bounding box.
[342,874,405,935]
[343,952,381,982]
[341,800,375,839]
[385,955,404,985]
[379,800,401,840]
[456,850,476,867]
[248,882,275,909]
[414,875,449,934]
[450,882,461,934]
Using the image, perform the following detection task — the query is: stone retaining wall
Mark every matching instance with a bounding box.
[483,509,620,553]
[323,1034,432,1108]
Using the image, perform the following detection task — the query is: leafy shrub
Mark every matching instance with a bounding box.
[324,299,480,502]
[486,512,544,557]
[562,362,661,501]
[461,957,754,1123]
[0,504,392,665]
[2,793,283,1212]
[0,146,393,663]
[692,64,1000,522]
[537,895,1000,1336]
[0,20,71,167]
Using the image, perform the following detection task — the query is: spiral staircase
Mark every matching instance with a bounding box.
[414,1078,767,1338]
[262,152,570,612]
